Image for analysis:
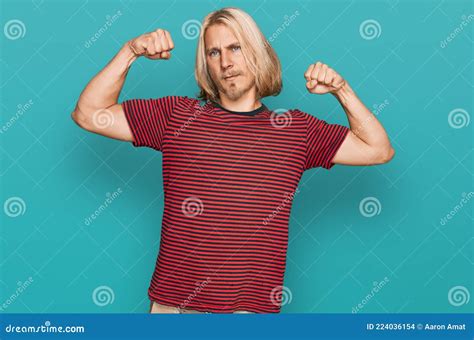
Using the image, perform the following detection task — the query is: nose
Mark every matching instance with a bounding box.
[220,49,233,71]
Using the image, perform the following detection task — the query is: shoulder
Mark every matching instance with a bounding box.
[145,96,202,116]
[167,96,202,112]
[287,108,307,119]
[158,95,200,107]
[286,108,325,125]
[276,108,312,125]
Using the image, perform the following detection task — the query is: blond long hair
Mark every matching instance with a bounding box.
[195,7,282,102]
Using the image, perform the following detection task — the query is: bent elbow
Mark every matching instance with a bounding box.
[367,146,395,165]
[71,110,79,124]
[380,147,395,164]
[71,109,90,130]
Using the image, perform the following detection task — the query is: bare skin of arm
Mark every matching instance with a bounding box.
[71,29,174,142]
[305,61,395,166]
[332,81,395,165]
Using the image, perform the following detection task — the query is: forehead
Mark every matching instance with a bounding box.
[204,24,239,48]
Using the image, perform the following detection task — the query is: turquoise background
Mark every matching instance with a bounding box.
[0,0,472,314]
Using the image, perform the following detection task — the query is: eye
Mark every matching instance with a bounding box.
[209,50,219,57]
[232,46,241,52]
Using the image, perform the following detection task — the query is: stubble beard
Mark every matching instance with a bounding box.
[215,75,254,101]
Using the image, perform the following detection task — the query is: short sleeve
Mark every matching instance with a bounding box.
[122,96,184,151]
[304,112,350,170]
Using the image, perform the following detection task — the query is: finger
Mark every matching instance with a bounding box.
[325,68,335,85]
[333,74,344,86]
[304,64,315,81]
[145,36,156,55]
[164,30,174,50]
[306,78,318,89]
[310,62,322,81]
[150,31,159,53]
[146,53,163,60]
[318,64,328,83]
[150,32,161,54]
[157,29,169,52]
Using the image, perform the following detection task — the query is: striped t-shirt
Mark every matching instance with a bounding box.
[122,96,349,313]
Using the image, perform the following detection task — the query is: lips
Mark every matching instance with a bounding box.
[224,74,239,80]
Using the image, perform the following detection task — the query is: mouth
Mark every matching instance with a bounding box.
[224,74,239,81]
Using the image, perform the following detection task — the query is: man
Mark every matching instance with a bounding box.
[71,7,394,314]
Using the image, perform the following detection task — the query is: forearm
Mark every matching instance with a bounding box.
[74,42,137,115]
[334,82,392,150]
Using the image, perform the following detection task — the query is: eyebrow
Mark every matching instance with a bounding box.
[206,42,241,54]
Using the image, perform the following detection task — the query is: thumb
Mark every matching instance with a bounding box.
[306,80,317,88]
[160,51,171,59]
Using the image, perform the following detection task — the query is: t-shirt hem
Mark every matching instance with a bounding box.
[122,100,144,148]
[322,126,351,170]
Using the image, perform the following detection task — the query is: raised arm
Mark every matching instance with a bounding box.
[71,29,174,142]
[331,81,395,165]
[304,61,395,166]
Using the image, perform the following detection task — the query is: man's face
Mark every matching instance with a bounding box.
[204,24,255,101]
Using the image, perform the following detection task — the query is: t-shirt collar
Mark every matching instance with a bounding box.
[210,100,267,116]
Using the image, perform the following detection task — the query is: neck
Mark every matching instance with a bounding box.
[217,91,261,112]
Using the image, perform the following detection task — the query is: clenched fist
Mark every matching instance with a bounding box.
[128,29,174,60]
[304,62,346,95]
